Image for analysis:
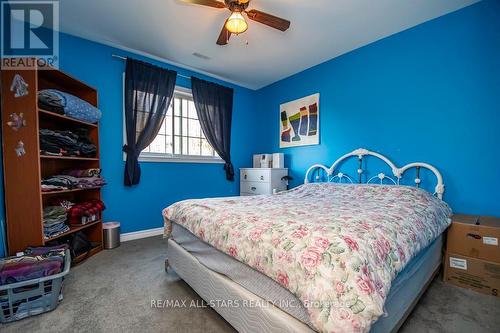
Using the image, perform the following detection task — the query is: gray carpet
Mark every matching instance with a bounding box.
[2,236,499,333]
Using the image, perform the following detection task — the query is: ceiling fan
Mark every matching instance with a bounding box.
[181,0,291,45]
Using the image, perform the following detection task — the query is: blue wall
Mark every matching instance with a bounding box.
[257,0,500,216]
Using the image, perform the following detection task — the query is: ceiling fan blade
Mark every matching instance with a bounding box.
[181,0,226,9]
[245,9,290,32]
[216,21,231,45]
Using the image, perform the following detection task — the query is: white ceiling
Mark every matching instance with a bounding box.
[59,0,478,89]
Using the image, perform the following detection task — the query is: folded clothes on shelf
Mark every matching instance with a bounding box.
[38,89,102,124]
[41,174,106,191]
[43,206,67,221]
[42,175,80,190]
[44,223,69,238]
[68,199,105,225]
[39,128,97,157]
[43,206,69,240]
[38,89,65,114]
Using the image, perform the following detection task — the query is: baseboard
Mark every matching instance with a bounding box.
[120,227,164,242]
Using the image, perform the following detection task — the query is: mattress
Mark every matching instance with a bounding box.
[170,222,444,332]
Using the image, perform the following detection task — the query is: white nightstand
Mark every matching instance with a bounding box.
[240,168,288,196]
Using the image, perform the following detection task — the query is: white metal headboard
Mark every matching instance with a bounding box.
[304,148,445,199]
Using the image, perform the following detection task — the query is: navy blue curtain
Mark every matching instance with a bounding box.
[123,58,177,186]
[191,77,234,181]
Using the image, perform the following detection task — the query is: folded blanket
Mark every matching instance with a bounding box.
[38,89,102,123]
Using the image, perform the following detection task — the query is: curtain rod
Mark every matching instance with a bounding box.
[112,54,191,80]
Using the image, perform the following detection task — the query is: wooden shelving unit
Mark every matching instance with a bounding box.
[1,60,103,262]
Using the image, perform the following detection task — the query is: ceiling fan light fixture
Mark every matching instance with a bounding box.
[225,11,248,34]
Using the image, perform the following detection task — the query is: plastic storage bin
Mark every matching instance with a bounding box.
[0,249,71,323]
[103,222,120,249]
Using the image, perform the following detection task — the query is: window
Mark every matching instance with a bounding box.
[124,86,222,163]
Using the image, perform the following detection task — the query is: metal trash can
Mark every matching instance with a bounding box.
[103,222,120,249]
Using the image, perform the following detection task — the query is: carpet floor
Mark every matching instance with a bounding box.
[2,236,499,333]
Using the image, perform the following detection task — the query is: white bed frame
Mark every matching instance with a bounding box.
[166,148,446,332]
[304,148,445,199]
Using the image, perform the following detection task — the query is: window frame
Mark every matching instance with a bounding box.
[123,81,223,164]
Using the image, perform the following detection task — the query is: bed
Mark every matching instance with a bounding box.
[163,148,452,333]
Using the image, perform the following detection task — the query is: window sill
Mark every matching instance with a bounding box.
[137,154,225,164]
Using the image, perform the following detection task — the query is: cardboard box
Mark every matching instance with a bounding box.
[447,214,500,263]
[444,251,500,297]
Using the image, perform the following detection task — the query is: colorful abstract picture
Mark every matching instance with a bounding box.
[279,93,319,148]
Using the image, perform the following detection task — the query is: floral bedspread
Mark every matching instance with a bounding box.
[163,183,451,333]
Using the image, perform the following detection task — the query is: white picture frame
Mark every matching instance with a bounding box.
[279,93,320,148]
